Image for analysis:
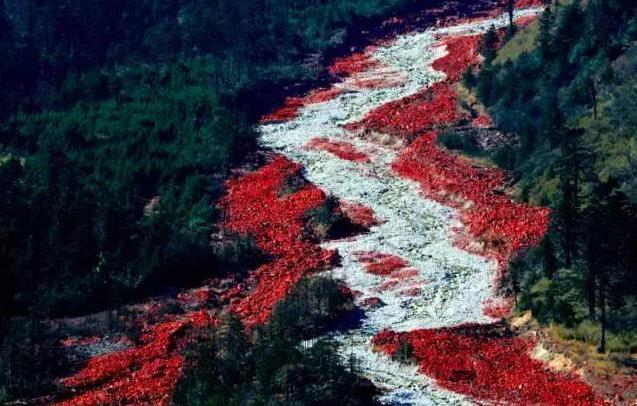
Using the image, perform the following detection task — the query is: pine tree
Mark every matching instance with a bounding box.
[480,25,499,64]
[538,7,554,58]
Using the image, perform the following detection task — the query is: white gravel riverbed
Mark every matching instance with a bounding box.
[259,7,541,405]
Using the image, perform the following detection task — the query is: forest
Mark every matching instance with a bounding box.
[0,0,415,401]
[0,0,422,319]
[457,0,637,353]
[2,0,637,403]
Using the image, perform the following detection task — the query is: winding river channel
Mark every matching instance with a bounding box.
[259,6,562,405]
[54,3,606,405]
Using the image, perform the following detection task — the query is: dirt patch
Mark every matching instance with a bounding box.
[509,311,637,404]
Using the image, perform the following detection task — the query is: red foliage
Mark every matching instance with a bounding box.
[343,33,501,138]
[329,49,379,77]
[61,336,101,348]
[360,296,384,309]
[261,46,386,124]
[56,25,558,406]
[390,268,420,280]
[57,311,217,406]
[516,14,540,28]
[471,114,493,128]
[222,156,337,327]
[401,286,422,297]
[364,32,550,268]
[340,200,379,229]
[304,87,344,104]
[260,87,344,123]
[177,286,212,305]
[598,373,637,403]
[392,131,549,266]
[337,283,356,300]
[349,76,406,89]
[57,157,333,404]
[260,97,305,123]
[516,0,545,8]
[331,37,552,305]
[377,279,402,292]
[355,251,409,276]
[373,326,603,405]
[483,297,514,319]
[345,82,461,139]
[433,35,482,82]
[306,137,370,163]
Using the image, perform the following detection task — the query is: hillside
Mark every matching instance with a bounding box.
[2,0,636,404]
[467,0,637,354]
[447,0,637,399]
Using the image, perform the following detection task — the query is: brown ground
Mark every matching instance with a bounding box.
[509,311,637,404]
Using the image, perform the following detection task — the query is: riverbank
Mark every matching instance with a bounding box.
[256,2,612,404]
[21,1,631,404]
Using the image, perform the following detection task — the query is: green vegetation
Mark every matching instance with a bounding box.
[494,0,573,65]
[0,319,70,402]
[437,128,487,157]
[550,321,637,354]
[1,62,255,317]
[0,0,418,319]
[173,278,378,405]
[0,0,420,120]
[393,341,415,365]
[493,19,540,64]
[467,0,637,353]
[1,0,420,402]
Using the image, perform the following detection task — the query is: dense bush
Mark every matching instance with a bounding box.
[473,0,637,351]
[0,319,70,400]
[1,2,427,400]
[173,277,378,405]
[0,61,255,317]
[437,129,485,156]
[0,0,419,319]
[1,0,419,118]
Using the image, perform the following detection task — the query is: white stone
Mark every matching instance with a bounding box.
[258,8,541,405]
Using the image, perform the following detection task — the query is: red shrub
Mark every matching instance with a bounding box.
[516,0,545,8]
[57,311,217,406]
[360,296,384,309]
[329,49,379,77]
[471,114,493,128]
[377,279,402,292]
[61,336,101,348]
[390,268,420,280]
[260,97,305,123]
[379,33,550,270]
[57,157,334,404]
[260,87,344,123]
[340,200,379,229]
[516,14,540,28]
[222,156,337,327]
[373,326,603,405]
[483,297,514,319]
[392,131,550,267]
[355,251,409,276]
[344,82,461,139]
[306,137,370,163]
[433,35,482,82]
[177,287,211,305]
[56,25,555,406]
[304,87,344,104]
[401,286,422,296]
[349,76,406,89]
